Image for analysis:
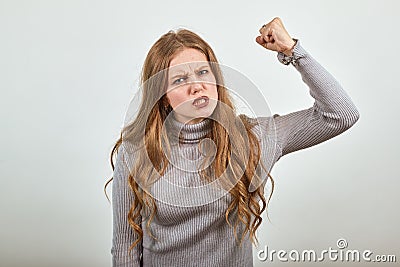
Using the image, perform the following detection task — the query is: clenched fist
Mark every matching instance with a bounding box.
[256,17,296,56]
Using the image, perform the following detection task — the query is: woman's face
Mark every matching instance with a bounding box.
[166,48,218,124]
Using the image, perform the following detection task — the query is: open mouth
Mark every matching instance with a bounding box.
[192,96,209,108]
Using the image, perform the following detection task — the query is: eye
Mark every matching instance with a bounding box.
[198,69,209,75]
[173,77,187,85]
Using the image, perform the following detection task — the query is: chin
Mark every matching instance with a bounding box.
[198,108,216,118]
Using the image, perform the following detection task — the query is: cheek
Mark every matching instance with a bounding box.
[209,85,219,99]
[166,89,186,108]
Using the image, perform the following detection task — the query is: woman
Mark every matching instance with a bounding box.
[106,17,360,267]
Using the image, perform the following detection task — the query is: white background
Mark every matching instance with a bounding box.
[1,0,399,266]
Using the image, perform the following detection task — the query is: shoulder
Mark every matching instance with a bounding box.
[235,114,279,154]
[237,114,276,136]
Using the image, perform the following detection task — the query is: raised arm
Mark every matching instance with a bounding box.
[111,146,142,266]
[256,18,360,158]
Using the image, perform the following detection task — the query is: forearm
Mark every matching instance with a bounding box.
[279,40,360,122]
[273,40,360,156]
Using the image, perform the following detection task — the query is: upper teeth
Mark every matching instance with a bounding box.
[194,98,206,105]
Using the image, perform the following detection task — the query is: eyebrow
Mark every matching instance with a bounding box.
[168,65,210,81]
[169,71,187,81]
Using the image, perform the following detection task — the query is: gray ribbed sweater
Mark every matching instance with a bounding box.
[111,41,360,267]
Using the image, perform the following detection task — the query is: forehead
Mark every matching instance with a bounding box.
[169,48,208,68]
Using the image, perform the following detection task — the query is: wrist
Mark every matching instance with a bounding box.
[277,39,305,66]
[282,39,297,56]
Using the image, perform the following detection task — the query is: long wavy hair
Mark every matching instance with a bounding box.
[105,29,274,251]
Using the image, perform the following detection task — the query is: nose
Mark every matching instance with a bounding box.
[190,82,204,95]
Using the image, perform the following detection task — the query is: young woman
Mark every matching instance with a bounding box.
[106,17,360,267]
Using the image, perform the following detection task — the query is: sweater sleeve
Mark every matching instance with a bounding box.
[111,145,142,267]
[272,40,360,159]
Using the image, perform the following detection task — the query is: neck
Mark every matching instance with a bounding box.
[167,116,212,144]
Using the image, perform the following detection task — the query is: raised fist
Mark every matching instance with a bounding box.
[256,17,296,56]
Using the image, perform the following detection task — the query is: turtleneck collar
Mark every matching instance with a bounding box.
[168,115,212,144]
